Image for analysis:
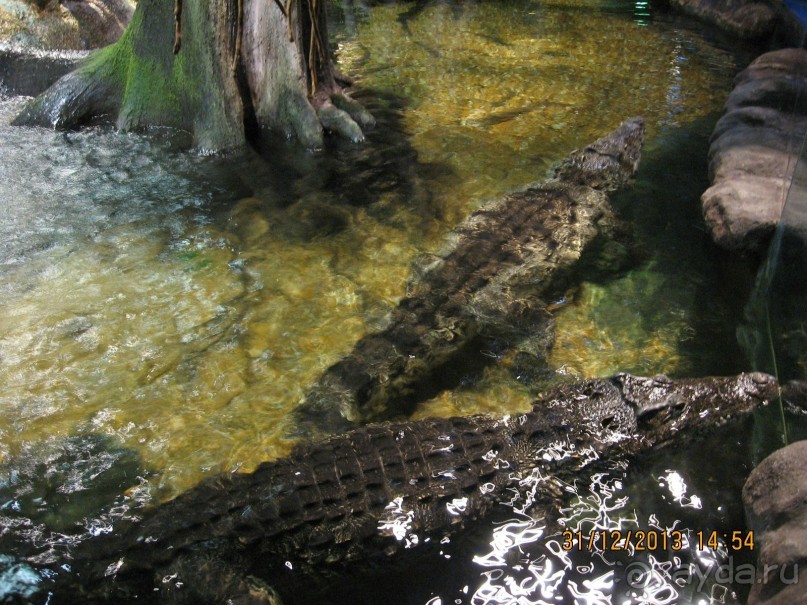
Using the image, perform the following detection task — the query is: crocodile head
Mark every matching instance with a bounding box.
[552,116,646,191]
[615,372,779,448]
[530,372,779,454]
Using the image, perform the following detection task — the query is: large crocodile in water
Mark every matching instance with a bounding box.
[297,117,646,434]
[31,372,777,604]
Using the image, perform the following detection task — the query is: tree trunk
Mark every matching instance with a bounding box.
[12,0,374,150]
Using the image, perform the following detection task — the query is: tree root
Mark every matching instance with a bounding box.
[11,67,120,130]
[279,86,373,148]
[331,92,375,129]
[317,101,364,143]
[232,0,243,72]
[312,92,374,144]
[15,69,375,151]
[173,0,182,54]
[278,86,325,149]
[332,68,355,87]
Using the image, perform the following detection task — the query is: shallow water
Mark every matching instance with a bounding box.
[0,0,797,601]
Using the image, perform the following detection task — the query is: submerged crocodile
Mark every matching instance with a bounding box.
[297,117,646,434]
[37,372,777,604]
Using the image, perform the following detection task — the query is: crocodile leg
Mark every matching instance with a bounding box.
[230,577,283,605]
[157,550,283,605]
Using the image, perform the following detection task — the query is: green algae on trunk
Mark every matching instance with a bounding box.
[12,0,373,150]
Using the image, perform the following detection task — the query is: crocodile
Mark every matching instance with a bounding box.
[297,117,646,434]
[34,372,777,604]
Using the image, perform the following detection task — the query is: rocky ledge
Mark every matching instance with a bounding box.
[701,48,807,253]
[671,0,778,39]
[743,431,807,604]
[0,0,132,50]
[0,43,86,96]
[669,0,803,42]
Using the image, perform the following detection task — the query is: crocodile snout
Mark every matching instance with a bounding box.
[743,372,779,400]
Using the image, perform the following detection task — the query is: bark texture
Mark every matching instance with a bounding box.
[12,0,372,150]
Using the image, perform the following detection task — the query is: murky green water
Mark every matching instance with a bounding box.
[0,0,789,601]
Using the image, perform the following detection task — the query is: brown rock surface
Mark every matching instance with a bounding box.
[62,0,132,48]
[743,438,807,605]
[0,0,132,50]
[670,0,780,39]
[702,48,807,252]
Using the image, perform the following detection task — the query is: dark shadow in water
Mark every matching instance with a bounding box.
[392,0,472,56]
[239,87,453,241]
[608,115,761,376]
[0,433,146,557]
[389,115,765,410]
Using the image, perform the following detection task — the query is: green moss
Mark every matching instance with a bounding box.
[15,0,245,148]
[83,4,138,71]
[121,56,181,127]
[171,50,200,114]
[76,10,139,102]
[68,4,190,131]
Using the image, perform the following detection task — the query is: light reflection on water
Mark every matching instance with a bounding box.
[457,458,746,605]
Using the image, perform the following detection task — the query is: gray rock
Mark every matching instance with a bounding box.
[735,48,807,84]
[0,43,87,96]
[702,48,807,253]
[702,177,786,250]
[669,0,780,39]
[0,0,132,51]
[743,438,807,605]
[62,0,133,48]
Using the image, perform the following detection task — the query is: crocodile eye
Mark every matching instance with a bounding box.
[637,402,686,428]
